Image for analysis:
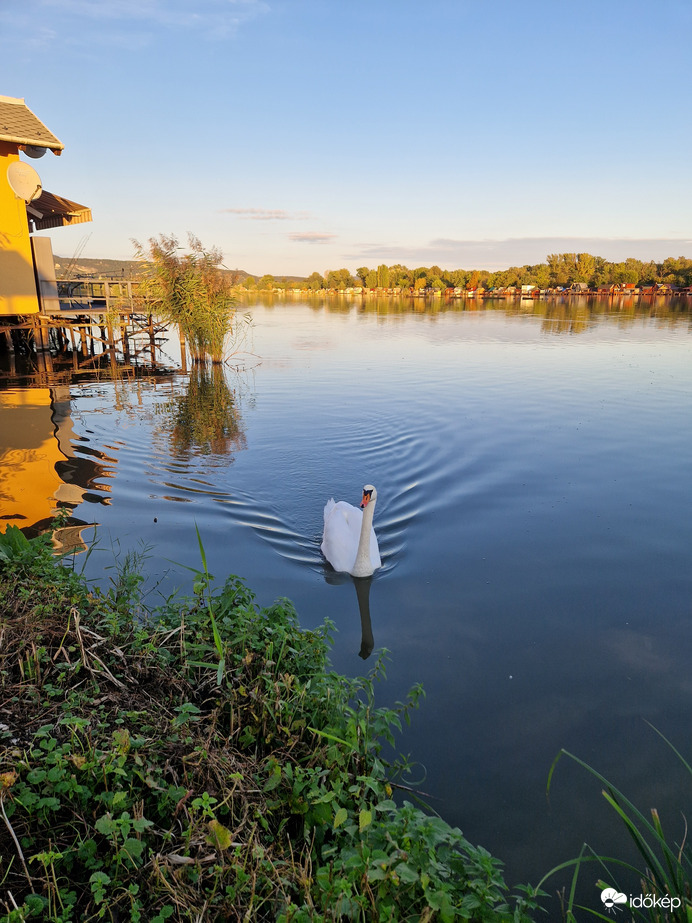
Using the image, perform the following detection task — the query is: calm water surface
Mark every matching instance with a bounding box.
[3,296,692,898]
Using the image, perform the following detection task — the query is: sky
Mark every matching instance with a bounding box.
[2,0,692,277]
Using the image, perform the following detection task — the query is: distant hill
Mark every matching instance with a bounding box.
[53,255,255,282]
[53,256,144,279]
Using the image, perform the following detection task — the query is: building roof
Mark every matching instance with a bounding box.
[27,190,92,230]
[0,95,64,153]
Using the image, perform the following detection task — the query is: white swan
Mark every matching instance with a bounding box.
[321,484,381,577]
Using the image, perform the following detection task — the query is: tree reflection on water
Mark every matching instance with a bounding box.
[164,365,246,459]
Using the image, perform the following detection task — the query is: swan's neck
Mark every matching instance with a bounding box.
[352,499,376,577]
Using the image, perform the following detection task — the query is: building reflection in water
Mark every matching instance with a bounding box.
[0,385,111,551]
[0,368,248,553]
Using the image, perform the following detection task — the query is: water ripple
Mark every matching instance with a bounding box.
[68,372,512,577]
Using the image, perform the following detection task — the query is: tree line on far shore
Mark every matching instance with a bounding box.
[239,253,692,292]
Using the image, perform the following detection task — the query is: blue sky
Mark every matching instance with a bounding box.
[2,0,691,276]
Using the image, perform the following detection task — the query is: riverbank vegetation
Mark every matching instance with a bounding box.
[0,522,544,921]
[239,254,692,294]
[54,252,692,297]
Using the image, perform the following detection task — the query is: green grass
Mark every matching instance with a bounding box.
[538,741,692,923]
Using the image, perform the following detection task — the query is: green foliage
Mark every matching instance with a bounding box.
[0,515,72,572]
[278,798,545,921]
[132,233,248,364]
[0,524,35,565]
[0,526,543,921]
[376,264,390,288]
[355,266,370,285]
[305,270,326,291]
[285,254,692,294]
[325,268,357,289]
[539,735,692,922]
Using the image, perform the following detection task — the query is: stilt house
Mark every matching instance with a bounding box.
[0,95,91,316]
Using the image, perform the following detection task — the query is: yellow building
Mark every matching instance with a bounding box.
[0,95,91,317]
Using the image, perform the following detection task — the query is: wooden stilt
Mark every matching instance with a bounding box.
[148,314,157,366]
[179,330,188,373]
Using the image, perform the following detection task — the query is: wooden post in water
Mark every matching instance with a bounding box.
[148,313,157,366]
[122,316,131,363]
[179,328,188,373]
[106,319,117,371]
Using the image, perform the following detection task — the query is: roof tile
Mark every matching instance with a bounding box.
[0,95,64,151]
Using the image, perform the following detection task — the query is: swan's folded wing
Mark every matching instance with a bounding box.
[321,500,362,572]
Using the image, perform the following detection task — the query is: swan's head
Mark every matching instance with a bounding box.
[360,485,377,509]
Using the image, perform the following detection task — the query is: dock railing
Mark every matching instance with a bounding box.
[56,278,145,313]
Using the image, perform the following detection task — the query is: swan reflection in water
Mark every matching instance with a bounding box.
[321,485,381,660]
[353,576,375,660]
[323,568,375,660]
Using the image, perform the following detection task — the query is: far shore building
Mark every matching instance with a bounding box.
[0,94,91,317]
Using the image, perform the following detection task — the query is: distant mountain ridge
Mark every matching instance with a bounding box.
[53,255,254,281]
[53,256,146,279]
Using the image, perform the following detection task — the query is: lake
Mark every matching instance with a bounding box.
[2,293,692,903]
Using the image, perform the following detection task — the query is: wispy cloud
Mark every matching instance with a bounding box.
[221,208,311,221]
[3,0,267,43]
[289,232,336,244]
[350,237,692,270]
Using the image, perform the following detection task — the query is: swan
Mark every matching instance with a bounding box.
[321,484,381,577]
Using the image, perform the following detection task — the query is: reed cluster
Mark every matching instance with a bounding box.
[132,234,246,365]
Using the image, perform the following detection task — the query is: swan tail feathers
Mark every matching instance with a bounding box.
[323,498,336,524]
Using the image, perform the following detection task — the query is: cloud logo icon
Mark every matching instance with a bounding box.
[601,888,628,912]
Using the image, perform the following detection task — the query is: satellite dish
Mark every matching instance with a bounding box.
[7,160,42,203]
[24,145,47,159]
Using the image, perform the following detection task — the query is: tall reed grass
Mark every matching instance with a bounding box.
[133,233,243,364]
[539,732,692,922]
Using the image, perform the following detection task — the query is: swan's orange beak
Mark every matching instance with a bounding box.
[360,490,371,509]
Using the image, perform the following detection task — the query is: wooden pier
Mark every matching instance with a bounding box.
[57,277,143,313]
[0,277,185,378]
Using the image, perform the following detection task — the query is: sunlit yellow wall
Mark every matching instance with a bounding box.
[0,389,65,529]
[0,140,40,316]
